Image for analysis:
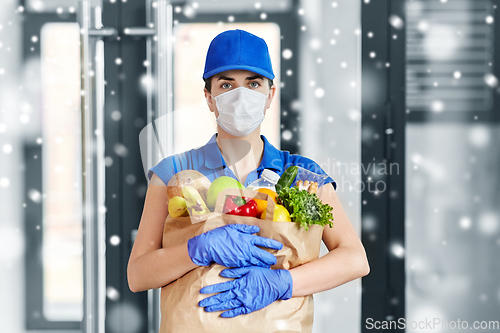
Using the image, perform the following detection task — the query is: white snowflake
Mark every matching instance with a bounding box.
[389,15,404,29]
[2,144,12,154]
[282,130,292,141]
[282,49,293,59]
[28,189,42,203]
[106,286,120,301]
[314,88,325,98]
[0,177,10,188]
[484,73,498,87]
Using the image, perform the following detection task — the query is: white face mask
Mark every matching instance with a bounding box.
[211,87,269,137]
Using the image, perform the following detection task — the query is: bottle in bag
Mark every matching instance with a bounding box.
[247,169,280,192]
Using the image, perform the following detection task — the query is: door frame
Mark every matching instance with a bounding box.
[361,0,406,331]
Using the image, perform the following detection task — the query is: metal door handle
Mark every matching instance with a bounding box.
[123,27,155,37]
[78,1,109,332]
[88,27,118,38]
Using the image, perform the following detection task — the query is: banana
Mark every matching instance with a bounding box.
[182,186,210,216]
[168,196,189,218]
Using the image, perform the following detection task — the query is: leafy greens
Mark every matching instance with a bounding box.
[277,186,334,231]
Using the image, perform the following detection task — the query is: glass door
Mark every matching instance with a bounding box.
[79,0,166,332]
[361,0,500,331]
[405,0,500,331]
[78,0,172,332]
[14,0,168,332]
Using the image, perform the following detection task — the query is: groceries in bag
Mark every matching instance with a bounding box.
[159,168,335,332]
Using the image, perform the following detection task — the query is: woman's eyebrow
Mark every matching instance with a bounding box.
[217,75,234,81]
[216,75,263,81]
[246,75,264,81]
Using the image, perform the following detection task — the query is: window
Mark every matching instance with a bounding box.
[406,0,496,113]
[25,22,83,329]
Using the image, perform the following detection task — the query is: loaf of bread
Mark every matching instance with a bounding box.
[166,170,211,204]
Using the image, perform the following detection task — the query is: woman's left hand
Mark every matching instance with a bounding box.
[198,266,293,318]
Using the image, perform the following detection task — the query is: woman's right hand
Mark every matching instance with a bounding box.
[187,224,283,268]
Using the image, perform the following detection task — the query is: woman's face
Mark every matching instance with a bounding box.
[204,69,276,117]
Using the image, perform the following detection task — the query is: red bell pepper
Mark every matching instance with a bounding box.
[223,195,258,217]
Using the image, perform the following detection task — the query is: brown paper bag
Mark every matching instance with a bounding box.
[160,188,324,333]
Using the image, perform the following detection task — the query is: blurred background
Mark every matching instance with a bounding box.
[0,0,499,332]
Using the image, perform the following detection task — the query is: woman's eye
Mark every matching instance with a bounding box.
[249,81,260,88]
[221,82,232,89]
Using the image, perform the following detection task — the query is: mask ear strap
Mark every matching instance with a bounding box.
[210,94,219,114]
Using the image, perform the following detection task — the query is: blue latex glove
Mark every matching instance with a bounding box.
[198,266,293,318]
[187,224,283,268]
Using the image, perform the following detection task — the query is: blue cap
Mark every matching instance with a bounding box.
[203,29,275,80]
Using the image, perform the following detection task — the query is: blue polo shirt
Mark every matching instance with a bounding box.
[147,134,336,190]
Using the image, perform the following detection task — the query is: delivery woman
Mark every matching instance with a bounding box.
[128,29,369,319]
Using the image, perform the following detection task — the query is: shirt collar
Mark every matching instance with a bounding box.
[258,135,283,173]
[203,133,283,173]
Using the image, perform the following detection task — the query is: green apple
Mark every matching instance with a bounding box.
[206,176,245,210]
